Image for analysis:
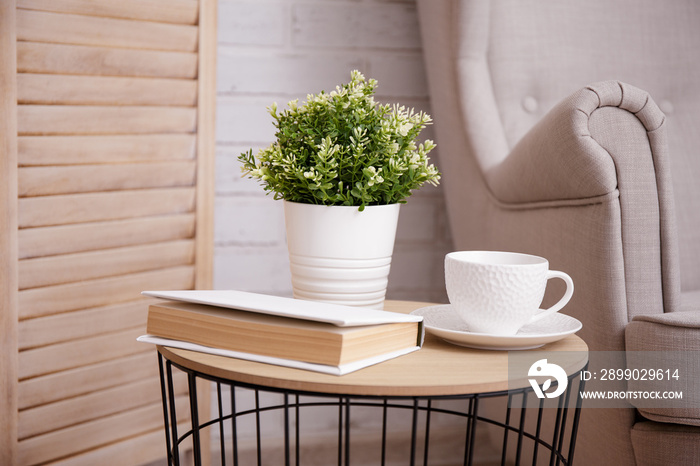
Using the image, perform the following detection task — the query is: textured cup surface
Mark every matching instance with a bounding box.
[445,251,572,335]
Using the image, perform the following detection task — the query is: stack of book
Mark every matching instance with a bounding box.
[138,290,424,375]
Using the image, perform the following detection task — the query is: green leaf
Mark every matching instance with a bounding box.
[235,70,440,210]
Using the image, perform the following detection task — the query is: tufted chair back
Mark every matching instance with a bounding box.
[455,0,700,293]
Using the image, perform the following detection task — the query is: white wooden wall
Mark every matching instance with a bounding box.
[214,0,453,303]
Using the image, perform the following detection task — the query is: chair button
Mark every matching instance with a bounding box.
[659,100,674,115]
[522,96,538,113]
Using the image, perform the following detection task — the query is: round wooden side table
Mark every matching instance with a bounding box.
[156,301,588,466]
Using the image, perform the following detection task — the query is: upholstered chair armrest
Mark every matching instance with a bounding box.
[485,81,666,206]
[625,311,700,427]
[483,81,680,319]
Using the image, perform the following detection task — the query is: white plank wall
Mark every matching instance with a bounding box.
[0,0,217,464]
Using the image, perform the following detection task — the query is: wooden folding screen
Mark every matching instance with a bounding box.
[1,0,217,464]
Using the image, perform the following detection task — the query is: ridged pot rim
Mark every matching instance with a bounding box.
[283,200,401,211]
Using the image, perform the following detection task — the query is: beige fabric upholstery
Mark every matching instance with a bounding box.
[481,1,700,289]
[680,290,700,313]
[449,0,700,293]
[631,422,700,466]
[626,312,700,426]
[489,82,663,203]
[417,0,700,464]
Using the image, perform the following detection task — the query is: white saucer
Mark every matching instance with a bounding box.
[410,305,582,351]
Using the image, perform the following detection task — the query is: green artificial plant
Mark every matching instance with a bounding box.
[238,70,440,210]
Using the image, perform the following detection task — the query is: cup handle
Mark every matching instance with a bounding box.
[528,270,574,324]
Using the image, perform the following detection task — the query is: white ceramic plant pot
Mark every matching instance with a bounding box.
[284,200,401,309]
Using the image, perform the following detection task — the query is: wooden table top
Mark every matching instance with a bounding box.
[158,300,588,397]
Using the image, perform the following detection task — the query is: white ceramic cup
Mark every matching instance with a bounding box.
[445,251,574,335]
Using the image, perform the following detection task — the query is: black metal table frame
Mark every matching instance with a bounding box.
[158,353,587,466]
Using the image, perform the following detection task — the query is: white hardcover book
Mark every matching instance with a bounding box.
[141,289,423,327]
[138,290,425,375]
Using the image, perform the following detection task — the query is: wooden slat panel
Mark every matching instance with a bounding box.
[19,374,188,440]
[18,265,195,319]
[18,0,199,25]
[19,161,196,196]
[45,422,190,466]
[18,214,196,259]
[7,1,215,463]
[19,299,154,350]
[19,240,195,290]
[17,9,198,52]
[18,73,197,106]
[0,0,19,462]
[18,352,158,409]
[18,396,190,465]
[19,134,196,166]
[17,42,197,78]
[17,105,197,135]
[18,187,195,228]
[19,327,147,380]
[195,0,217,290]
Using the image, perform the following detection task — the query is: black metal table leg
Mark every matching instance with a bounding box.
[187,373,202,466]
[156,354,586,466]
